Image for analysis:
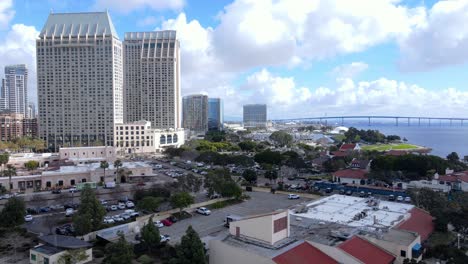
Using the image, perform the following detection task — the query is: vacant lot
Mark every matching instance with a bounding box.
[361,143,420,151]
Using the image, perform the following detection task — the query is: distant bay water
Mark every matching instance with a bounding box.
[335,121,468,158]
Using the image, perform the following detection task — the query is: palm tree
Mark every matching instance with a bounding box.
[100,161,109,182]
[0,152,9,175]
[4,164,17,194]
[114,159,123,183]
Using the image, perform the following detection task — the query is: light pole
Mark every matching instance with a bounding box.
[457,233,461,249]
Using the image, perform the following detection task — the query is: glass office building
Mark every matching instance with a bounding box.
[208,98,223,131]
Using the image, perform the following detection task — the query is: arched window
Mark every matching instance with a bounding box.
[173,134,178,143]
[160,135,166,144]
[167,135,172,144]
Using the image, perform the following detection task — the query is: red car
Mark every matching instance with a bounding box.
[161,219,173,226]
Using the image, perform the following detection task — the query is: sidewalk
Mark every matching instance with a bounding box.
[251,186,321,199]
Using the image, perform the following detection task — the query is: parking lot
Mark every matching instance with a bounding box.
[159,191,313,244]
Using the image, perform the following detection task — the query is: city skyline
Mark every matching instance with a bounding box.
[1,0,468,119]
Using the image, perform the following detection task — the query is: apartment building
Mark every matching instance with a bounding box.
[183,94,208,133]
[123,31,181,129]
[0,65,28,116]
[36,12,124,150]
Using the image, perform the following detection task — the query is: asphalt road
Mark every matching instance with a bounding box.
[160,191,313,244]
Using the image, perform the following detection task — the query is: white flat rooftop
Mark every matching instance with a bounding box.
[291,194,414,229]
[42,162,150,175]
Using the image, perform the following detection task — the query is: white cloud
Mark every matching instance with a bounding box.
[0,24,40,104]
[399,0,468,71]
[0,0,14,29]
[93,0,184,13]
[331,62,369,79]
[230,69,468,119]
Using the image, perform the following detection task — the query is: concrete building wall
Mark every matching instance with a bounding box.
[209,240,275,264]
[59,146,116,163]
[363,235,421,264]
[229,213,273,244]
[271,211,289,244]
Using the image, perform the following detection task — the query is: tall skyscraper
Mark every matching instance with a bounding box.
[27,102,36,118]
[123,31,181,129]
[182,94,208,133]
[37,12,123,150]
[0,65,28,116]
[208,98,224,131]
[243,104,267,128]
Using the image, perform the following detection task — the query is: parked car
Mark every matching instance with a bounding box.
[160,234,171,243]
[121,213,131,220]
[65,208,74,217]
[161,219,173,226]
[126,201,135,208]
[100,199,108,205]
[40,207,51,213]
[112,215,124,222]
[388,195,396,201]
[404,197,411,203]
[103,217,115,224]
[118,203,126,210]
[27,207,40,215]
[288,194,300,199]
[51,189,61,194]
[325,188,332,193]
[154,220,164,228]
[110,205,118,211]
[167,215,178,223]
[69,187,77,193]
[196,207,211,216]
[345,190,353,196]
[397,196,404,202]
[359,191,366,197]
[339,189,345,195]
[24,215,33,222]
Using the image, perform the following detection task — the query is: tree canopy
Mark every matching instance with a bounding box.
[169,226,206,264]
[0,197,26,228]
[137,196,162,212]
[242,169,257,184]
[170,192,194,213]
[104,234,134,264]
[73,185,106,235]
[24,160,40,171]
[141,216,160,253]
[269,131,293,146]
[254,150,282,165]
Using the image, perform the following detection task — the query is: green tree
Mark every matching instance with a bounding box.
[238,141,257,152]
[447,152,460,162]
[170,192,194,213]
[137,196,162,212]
[73,185,106,235]
[24,160,40,171]
[264,170,278,184]
[242,169,257,184]
[170,226,206,264]
[254,150,282,165]
[104,234,134,264]
[100,161,109,181]
[269,131,293,146]
[141,216,160,253]
[0,152,9,169]
[57,249,89,264]
[0,197,26,228]
[3,164,17,193]
[219,181,242,199]
[176,173,203,193]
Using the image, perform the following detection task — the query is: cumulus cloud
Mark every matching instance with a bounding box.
[93,0,184,13]
[231,69,468,119]
[0,0,14,29]
[331,62,369,79]
[0,24,40,104]
[399,0,468,71]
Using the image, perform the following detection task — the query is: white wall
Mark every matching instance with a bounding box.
[209,240,274,264]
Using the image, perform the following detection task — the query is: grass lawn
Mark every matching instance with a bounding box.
[361,143,420,151]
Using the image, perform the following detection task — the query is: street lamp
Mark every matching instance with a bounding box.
[457,233,461,249]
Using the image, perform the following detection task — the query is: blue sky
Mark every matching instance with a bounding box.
[1,0,468,119]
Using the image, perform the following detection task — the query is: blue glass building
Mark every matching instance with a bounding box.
[208,98,224,131]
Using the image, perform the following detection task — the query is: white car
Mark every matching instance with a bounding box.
[103,217,115,224]
[112,215,124,222]
[404,197,411,203]
[69,187,77,193]
[154,220,164,228]
[121,213,131,220]
[24,215,33,222]
[110,205,118,211]
[196,207,211,216]
[100,199,108,205]
[397,196,404,202]
[126,201,135,208]
[288,194,300,200]
[160,234,171,243]
[65,208,74,217]
[118,203,126,210]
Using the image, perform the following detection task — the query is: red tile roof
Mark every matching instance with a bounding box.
[338,236,395,264]
[333,169,367,179]
[437,175,458,183]
[273,242,338,264]
[396,207,434,241]
[331,151,351,157]
[340,143,356,151]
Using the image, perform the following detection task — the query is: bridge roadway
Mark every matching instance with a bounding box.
[272,115,468,126]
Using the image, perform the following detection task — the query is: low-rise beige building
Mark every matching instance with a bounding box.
[30,235,92,264]
[59,146,117,164]
[0,161,152,191]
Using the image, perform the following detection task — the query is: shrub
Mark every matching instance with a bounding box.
[137,254,154,264]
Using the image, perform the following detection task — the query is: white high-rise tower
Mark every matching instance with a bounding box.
[123,31,181,129]
[1,65,28,116]
[36,12,123,150]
